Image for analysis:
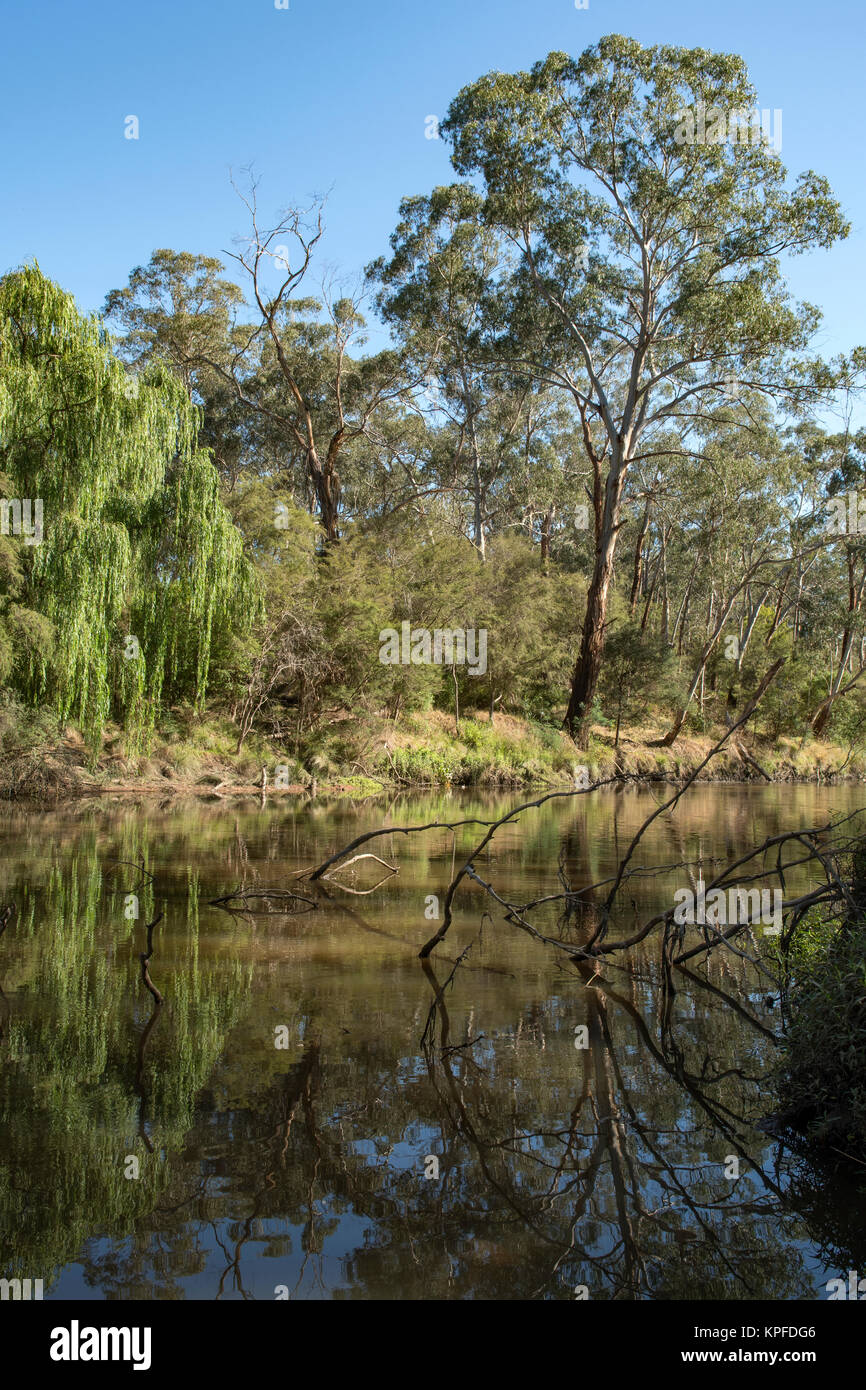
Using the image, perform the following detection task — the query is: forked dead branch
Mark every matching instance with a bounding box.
[295,662,831,970]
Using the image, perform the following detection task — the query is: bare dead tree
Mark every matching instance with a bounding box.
[211,172,424,542]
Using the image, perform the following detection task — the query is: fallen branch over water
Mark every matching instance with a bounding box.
[208,888,317,914]
[320,852,398,894]
[294,660,859,980]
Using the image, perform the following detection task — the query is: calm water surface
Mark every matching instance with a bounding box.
[1,782,864,1300]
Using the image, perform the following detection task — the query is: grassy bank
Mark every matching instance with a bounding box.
[1,698,863,803]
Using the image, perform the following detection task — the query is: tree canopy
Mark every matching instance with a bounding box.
[0,264,258,753]
[2,37,865,775]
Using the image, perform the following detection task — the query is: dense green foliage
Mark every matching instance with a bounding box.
[779,896,866,1148]
[2,37,866,772]
[0,266,259,754]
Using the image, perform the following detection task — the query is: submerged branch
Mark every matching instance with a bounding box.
[139,912,164,1005]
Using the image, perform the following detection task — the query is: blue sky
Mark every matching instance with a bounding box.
[1,0,864,370]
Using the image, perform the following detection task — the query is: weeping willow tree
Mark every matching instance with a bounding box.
[0,265,259,752]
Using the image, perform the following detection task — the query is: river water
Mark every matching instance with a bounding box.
[1,782,864,1300]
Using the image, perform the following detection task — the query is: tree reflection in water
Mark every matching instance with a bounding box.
[0,789,863,1299]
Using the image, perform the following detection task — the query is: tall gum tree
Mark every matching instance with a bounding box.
[102,249,254,487]
[809,429,866,736]
[373,185,595,567]
[371,185,522,559]
[441,34,850,745]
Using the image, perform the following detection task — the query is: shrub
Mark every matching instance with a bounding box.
[778,905,866,1148]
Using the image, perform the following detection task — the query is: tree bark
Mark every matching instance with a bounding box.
[308,442,341,543]
[811,552,866,735]
[540,504,555,569]
[654,587,744,746]
[565,444,627,746]
[629,504,649,615]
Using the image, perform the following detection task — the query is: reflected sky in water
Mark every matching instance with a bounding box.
[1,783,864,1300]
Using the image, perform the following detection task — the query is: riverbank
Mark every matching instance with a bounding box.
[1,706,862,804]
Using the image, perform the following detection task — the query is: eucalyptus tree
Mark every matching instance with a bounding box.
[103,249,245,398]
[103,249,285,491]
[373,186,601,563]
[372,184,525,557]
[649,405,801,742]
[0,265,257,752]
[501,398,595,566]
[214,181,414,543]
[612,399,818,740]
[102,249,263,489]
[807,429,866,735]
[245,287,408,540]
[350,406,443,529]
[439,34,850,744]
